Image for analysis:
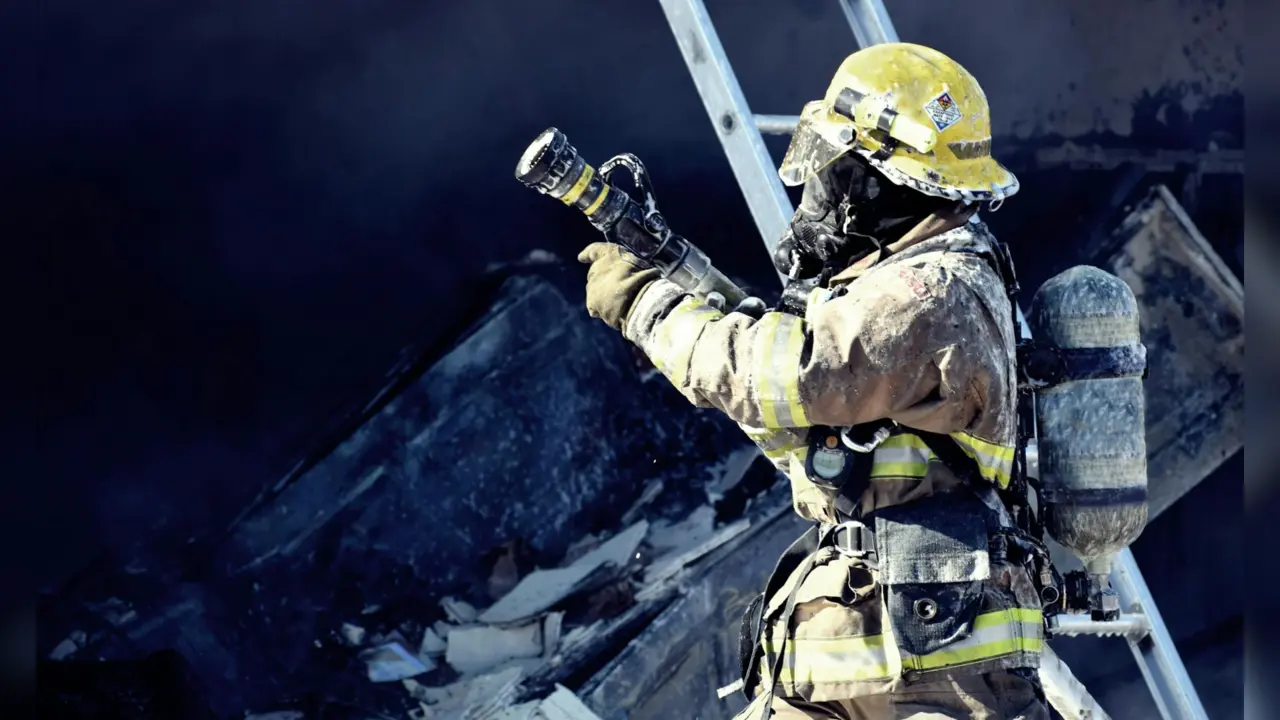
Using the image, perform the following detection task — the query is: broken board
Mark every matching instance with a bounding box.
[578,500,809,720]
[1093,185,1243,521]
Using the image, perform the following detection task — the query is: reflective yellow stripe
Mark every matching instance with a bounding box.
[782,317,809,426]
[764,634,891,683]
[559,165,594,205]
[754,314,783,428]
[870,462,930,478]
[903,636,1045,672]
[741,425,804,461]
[868,432,1016,487]
[904,607,1044,671]
[763,608,1043,685]
[755,313,811,428]
[974,607,1042,628]
[952,432,1015,463]
[869,433,934,479]
[651,296,722,387]
[583,184,610,216]
[951,432,1016,488]
[878,434,931,450]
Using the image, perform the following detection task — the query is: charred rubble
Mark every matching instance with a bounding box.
[37,260,790,719]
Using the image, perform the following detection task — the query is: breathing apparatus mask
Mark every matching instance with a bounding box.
[772,153,957,283]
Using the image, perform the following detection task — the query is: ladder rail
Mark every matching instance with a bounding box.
[1113,548,1212,720]
[657,0,793,265]
[655,2,1210,718]
[1040,644,1114,720]
[835,0,899,46]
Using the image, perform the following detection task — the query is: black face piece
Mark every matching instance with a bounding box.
[772,154,955,281]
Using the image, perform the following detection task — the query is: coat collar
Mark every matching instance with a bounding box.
[828,203,978,286]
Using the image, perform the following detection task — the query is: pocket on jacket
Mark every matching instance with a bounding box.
[873,491,991,657]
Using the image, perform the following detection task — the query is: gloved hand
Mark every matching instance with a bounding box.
[577,242,662,332]
[733,296,768,318]
[705,291,766,319]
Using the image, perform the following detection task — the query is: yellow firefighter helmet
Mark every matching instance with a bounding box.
[778,42,1018,203]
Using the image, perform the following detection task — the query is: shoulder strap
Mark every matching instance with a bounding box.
[911,430,987,488]
[913,428,1040,542]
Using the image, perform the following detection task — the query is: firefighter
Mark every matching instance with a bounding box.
[578,43,1049,719]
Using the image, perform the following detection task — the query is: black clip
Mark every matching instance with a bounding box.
[1017,342,1063,386]
[870,137,898,162]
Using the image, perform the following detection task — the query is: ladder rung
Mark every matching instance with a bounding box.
[752,114,800,135]
[1050,613,1150,640]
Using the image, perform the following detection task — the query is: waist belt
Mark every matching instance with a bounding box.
[759,607,1045,690]
[740,513,1045,706]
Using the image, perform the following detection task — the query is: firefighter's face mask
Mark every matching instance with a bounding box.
[772,156,880,280]
[772,153,956,281]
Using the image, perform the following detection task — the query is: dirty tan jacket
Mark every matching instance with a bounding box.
[622,214,1042,702]
[624,214,1019,521]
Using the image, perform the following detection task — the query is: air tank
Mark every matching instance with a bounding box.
[1029,266,1148,590]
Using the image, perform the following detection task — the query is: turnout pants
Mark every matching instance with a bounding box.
[733,671,1050,720]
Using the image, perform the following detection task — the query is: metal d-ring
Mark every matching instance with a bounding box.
[840,424,892,453]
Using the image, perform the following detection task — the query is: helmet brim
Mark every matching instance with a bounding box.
[863,149,1020,203]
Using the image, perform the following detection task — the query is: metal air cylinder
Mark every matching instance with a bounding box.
[1029,265,1149,578]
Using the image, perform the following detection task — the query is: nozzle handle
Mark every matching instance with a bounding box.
[517,127,749,311]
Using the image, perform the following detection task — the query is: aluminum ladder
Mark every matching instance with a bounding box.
[653,1,1211,718]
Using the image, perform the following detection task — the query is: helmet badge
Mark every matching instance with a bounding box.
[924,89,963,133]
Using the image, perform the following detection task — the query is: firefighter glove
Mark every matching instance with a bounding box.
[578,242,662,332]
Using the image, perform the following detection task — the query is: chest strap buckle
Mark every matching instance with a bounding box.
[830,520,877,560]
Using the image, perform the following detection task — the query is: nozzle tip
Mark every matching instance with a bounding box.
[515,127,564,186]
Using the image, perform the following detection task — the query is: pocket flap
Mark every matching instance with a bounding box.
[885,579,984,656]
[793,557,859,606]
[764,552,874,618]
[873,492,991,585]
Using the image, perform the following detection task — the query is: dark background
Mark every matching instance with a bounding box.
[2,0,1242,713]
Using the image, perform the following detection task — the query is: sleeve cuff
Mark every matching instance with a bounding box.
[622,278,688,345]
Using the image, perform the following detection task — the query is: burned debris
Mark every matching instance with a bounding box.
[36,271,782,718]
[315,447,784,717]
